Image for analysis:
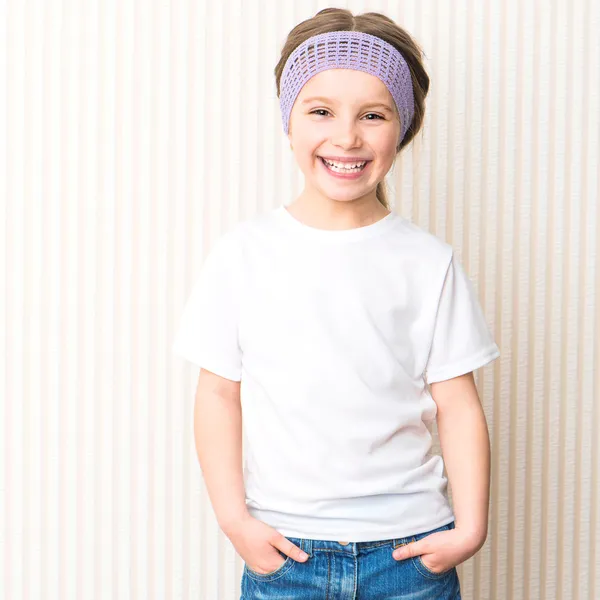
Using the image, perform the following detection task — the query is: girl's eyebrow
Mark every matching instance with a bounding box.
[301,96,393,113]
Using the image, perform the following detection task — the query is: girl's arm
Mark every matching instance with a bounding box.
[193,368,249,533]
[430,371,491,551]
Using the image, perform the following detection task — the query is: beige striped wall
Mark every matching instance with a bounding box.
[4,0,598,598]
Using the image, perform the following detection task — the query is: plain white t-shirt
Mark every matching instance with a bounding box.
[172,205,500,542]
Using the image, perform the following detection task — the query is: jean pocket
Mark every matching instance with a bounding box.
[243,536,304,582]
[414,554,454,579]
[244,552,293,580]
[412,521,455,579]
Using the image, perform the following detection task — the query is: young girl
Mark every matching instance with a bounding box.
[173,8,500,600]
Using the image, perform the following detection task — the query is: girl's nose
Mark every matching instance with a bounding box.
[331,122,361,149]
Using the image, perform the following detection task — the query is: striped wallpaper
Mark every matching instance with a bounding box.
[3,0,598,599]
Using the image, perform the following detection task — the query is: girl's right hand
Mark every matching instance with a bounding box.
[223,513,309,575]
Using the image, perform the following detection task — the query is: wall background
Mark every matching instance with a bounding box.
[3,0,598,599]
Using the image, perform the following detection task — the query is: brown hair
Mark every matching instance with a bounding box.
[274,8,430,210]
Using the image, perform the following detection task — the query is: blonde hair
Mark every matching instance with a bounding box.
[274,8,430,209]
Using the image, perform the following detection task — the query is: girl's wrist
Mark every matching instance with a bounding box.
[454,523,487,552]
[219,510,252,536]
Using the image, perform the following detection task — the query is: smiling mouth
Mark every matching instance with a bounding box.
[318,157,371,172]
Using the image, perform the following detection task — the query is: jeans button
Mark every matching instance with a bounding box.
[338,541,349,545]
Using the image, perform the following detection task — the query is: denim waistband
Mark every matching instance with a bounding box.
[285,521,455,557]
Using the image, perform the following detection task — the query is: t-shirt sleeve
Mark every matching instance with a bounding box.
[424,251,500,384]
[171,232,242,381]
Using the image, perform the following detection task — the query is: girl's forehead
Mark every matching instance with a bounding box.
[297,69,393,105]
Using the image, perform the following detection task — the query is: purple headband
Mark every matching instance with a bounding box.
[279,30,415,143]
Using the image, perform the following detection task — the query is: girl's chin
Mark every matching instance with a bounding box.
[311,181,379,202]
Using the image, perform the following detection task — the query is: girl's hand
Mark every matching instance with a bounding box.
[223,513,309,576]
[391,526,482,574]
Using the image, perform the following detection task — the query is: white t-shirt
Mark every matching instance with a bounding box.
[172,205,500,542]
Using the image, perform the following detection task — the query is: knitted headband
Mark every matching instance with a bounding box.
[279,30,415,143]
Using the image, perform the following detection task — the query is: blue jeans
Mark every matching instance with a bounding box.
[241,521,461,599]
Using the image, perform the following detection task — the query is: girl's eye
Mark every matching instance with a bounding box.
[309,109,384,120]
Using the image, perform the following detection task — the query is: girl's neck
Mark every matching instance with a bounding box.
[287,194,390,232]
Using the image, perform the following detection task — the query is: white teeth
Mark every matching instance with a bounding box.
[323,158,367,171]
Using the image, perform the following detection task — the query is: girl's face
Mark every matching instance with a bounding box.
[287,68,401,206]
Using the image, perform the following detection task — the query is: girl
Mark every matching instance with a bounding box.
[173,8,500,600]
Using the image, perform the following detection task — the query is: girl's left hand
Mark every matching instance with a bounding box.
[391,527,482,574]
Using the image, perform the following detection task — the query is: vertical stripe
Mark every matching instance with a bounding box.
[2,1,598,598]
